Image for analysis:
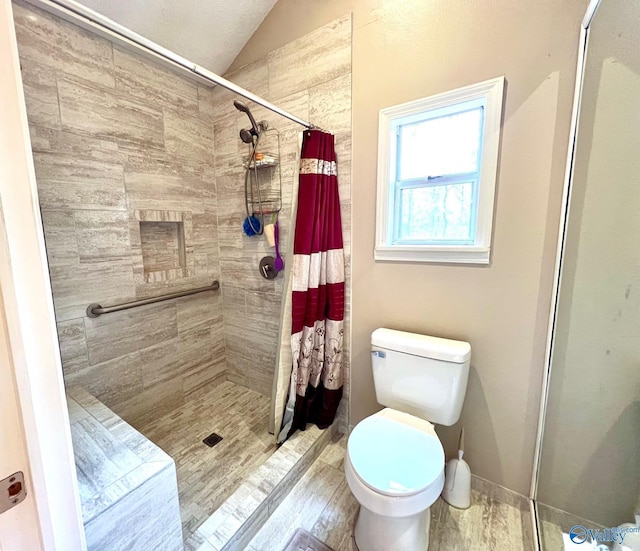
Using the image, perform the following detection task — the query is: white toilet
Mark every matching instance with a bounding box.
[345,328,471,551]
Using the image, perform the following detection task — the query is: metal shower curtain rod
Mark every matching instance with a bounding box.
[23,0,321,131]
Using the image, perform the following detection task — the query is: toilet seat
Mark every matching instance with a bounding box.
[347,411,445,497]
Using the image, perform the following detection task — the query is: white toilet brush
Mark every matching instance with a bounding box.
[441,427,471,509]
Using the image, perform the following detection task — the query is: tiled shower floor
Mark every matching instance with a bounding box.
[136,380,277,542]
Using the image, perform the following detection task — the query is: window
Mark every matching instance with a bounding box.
[375,77,504,264]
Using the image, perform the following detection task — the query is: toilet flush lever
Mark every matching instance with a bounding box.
[371,350,386,358]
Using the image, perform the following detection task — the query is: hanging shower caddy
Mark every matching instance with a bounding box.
[243,126,283,235]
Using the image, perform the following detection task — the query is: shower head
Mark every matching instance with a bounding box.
[234,100,260,143]
[239,128,254,144]
[233,100,257,124]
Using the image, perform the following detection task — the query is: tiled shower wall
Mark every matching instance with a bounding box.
[13,1,224,426]
[205,15,352,428]
[14,1,352,431]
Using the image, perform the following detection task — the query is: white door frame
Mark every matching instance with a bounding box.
[0,289,43,551]
[0,0,85,548]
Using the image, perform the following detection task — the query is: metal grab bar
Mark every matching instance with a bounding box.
[86,280,220,318]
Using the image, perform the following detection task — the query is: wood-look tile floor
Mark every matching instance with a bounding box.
[249,435,537,551]
[135,381,277,543]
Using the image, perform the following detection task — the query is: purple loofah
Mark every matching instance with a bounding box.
[243,216,262,236]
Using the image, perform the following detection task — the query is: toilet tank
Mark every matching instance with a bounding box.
[371,328,471,426]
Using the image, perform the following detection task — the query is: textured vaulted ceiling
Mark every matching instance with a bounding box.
[76,0,277,74]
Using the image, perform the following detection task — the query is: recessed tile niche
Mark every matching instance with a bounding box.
[131,209,194,284]
[140,221,185,273]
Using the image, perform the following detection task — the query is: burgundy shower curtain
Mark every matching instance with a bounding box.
[286,130,344,437]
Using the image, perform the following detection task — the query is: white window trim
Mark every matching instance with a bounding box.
[375,76,505,264]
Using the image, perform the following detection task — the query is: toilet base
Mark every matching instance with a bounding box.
[353,505,431,551]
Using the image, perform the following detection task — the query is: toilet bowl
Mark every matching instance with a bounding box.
[346,329,471,551]
[345,408,445,551]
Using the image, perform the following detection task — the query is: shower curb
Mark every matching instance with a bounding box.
[186,424,335,551]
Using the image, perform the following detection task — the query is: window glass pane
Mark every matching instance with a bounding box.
[397,182,474,241]
[399,107,483,180]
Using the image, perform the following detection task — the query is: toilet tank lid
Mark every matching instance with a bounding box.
[371,328,471,363]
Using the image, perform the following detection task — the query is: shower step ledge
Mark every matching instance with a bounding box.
[187,423,335,551]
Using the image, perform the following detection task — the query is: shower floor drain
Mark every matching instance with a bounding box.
[203,433,223,447]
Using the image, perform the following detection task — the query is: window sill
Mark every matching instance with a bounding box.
[374,245,490,265]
